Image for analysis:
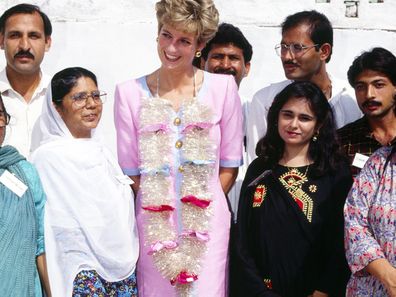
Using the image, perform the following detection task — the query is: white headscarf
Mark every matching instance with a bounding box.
[31,85,139,296]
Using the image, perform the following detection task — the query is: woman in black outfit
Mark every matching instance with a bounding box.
[231,81,351,297]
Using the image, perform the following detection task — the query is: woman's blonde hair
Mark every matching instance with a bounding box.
[156,0,219,44]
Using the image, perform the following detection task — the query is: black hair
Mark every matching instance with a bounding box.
[201,23,253,63]
[51,67,98,106]
[347,47,396,87]
[256,81,344,176]
[0,3,52,37]
[281,10,333,63]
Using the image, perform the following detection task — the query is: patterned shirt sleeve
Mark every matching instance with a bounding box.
[344,153,386,275]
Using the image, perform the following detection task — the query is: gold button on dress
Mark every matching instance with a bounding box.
[174,117,181,126]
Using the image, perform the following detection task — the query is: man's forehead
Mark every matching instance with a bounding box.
[281,23,312,41]
[4,12,44,32]
[209,43,244,54]
[356,70,392,84]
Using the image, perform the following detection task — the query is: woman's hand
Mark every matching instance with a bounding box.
[308,291,328,297]
[219,167,238,194]
[37,254,51,297]
[366,258,396,296]
[382,268,396,297]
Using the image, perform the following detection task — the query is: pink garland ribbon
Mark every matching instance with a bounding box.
[181,195,212,208]
[170,271,198,286]
[148,240,178,255]
[142,205,175,212]
[181,122,213,134]
[180,230,210,242]
[139,123,170,134]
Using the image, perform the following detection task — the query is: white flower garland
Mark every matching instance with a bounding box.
[139,96,215,296]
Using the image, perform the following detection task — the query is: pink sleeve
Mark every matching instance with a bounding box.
[114,81,140,176]
[219,76,243,168]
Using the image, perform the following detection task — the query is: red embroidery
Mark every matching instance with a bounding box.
[253,185,266,207]
[264,278,273,289]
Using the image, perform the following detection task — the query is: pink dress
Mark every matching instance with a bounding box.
[114,71,243,297]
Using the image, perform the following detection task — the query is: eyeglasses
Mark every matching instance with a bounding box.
[70,91,107,108]
[0,111,10,128]
[275,43,319,57]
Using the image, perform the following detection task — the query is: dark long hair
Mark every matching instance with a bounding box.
[255,81,345,176]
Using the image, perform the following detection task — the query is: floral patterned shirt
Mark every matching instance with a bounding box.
[344,145,396,296]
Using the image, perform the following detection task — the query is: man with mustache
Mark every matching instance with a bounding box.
[0,3,52,157]
[201,23,253,217]
[338,47,396,177]
[246,10,362,163]
[201,22,252,88]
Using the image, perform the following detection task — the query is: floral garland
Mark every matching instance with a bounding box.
[139,96,215,296]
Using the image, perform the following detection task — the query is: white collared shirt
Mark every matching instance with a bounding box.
[0,69,49,158]
[246,76,363,164]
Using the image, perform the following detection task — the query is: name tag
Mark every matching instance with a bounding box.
[0,170,28,197]
[116,175,134,185]
[352,153,370,169]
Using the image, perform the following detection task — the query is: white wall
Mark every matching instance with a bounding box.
[1,0,396,152]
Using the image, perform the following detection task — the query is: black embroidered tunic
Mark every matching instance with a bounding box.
[230,158,352,297]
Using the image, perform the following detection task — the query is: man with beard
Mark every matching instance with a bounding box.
[246,10,362,163]
[0,3,52,157]
[201,23,253,217]
[338,47,396,177]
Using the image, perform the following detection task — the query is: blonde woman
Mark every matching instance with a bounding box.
[114,0,243,296]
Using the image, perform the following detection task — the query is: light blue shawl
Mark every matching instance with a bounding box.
[0,145,41,296]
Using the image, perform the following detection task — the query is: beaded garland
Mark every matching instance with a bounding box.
[139,95,215,296]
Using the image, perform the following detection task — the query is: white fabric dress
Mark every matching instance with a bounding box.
[31,87,139,296]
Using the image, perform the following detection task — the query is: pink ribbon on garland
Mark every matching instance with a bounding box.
[148,240,178,255]
[181,122,213,134]
[180,230,210,242]
[139,123,170,134]
[170,271,198,286]
[181,195,211,208]
[142,205,175,212]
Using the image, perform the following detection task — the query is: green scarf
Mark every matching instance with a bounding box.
[0,145,37,296]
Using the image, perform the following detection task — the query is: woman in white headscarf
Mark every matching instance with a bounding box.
[31,67,139,297]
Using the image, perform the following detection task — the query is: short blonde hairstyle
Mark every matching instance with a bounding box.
[156,0,219,44]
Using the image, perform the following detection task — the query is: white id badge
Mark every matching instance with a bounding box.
[0,170,28,197]
[116,175,134,185]
[352,153,370,169]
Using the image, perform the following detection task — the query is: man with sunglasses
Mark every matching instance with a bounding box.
[246,10,361,163]
[0,4,52,157]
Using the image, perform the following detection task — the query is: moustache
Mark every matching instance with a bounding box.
[362,100,381,108]
[14,50,34,59]
[283,60,298,67]
[213,68,236,76]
